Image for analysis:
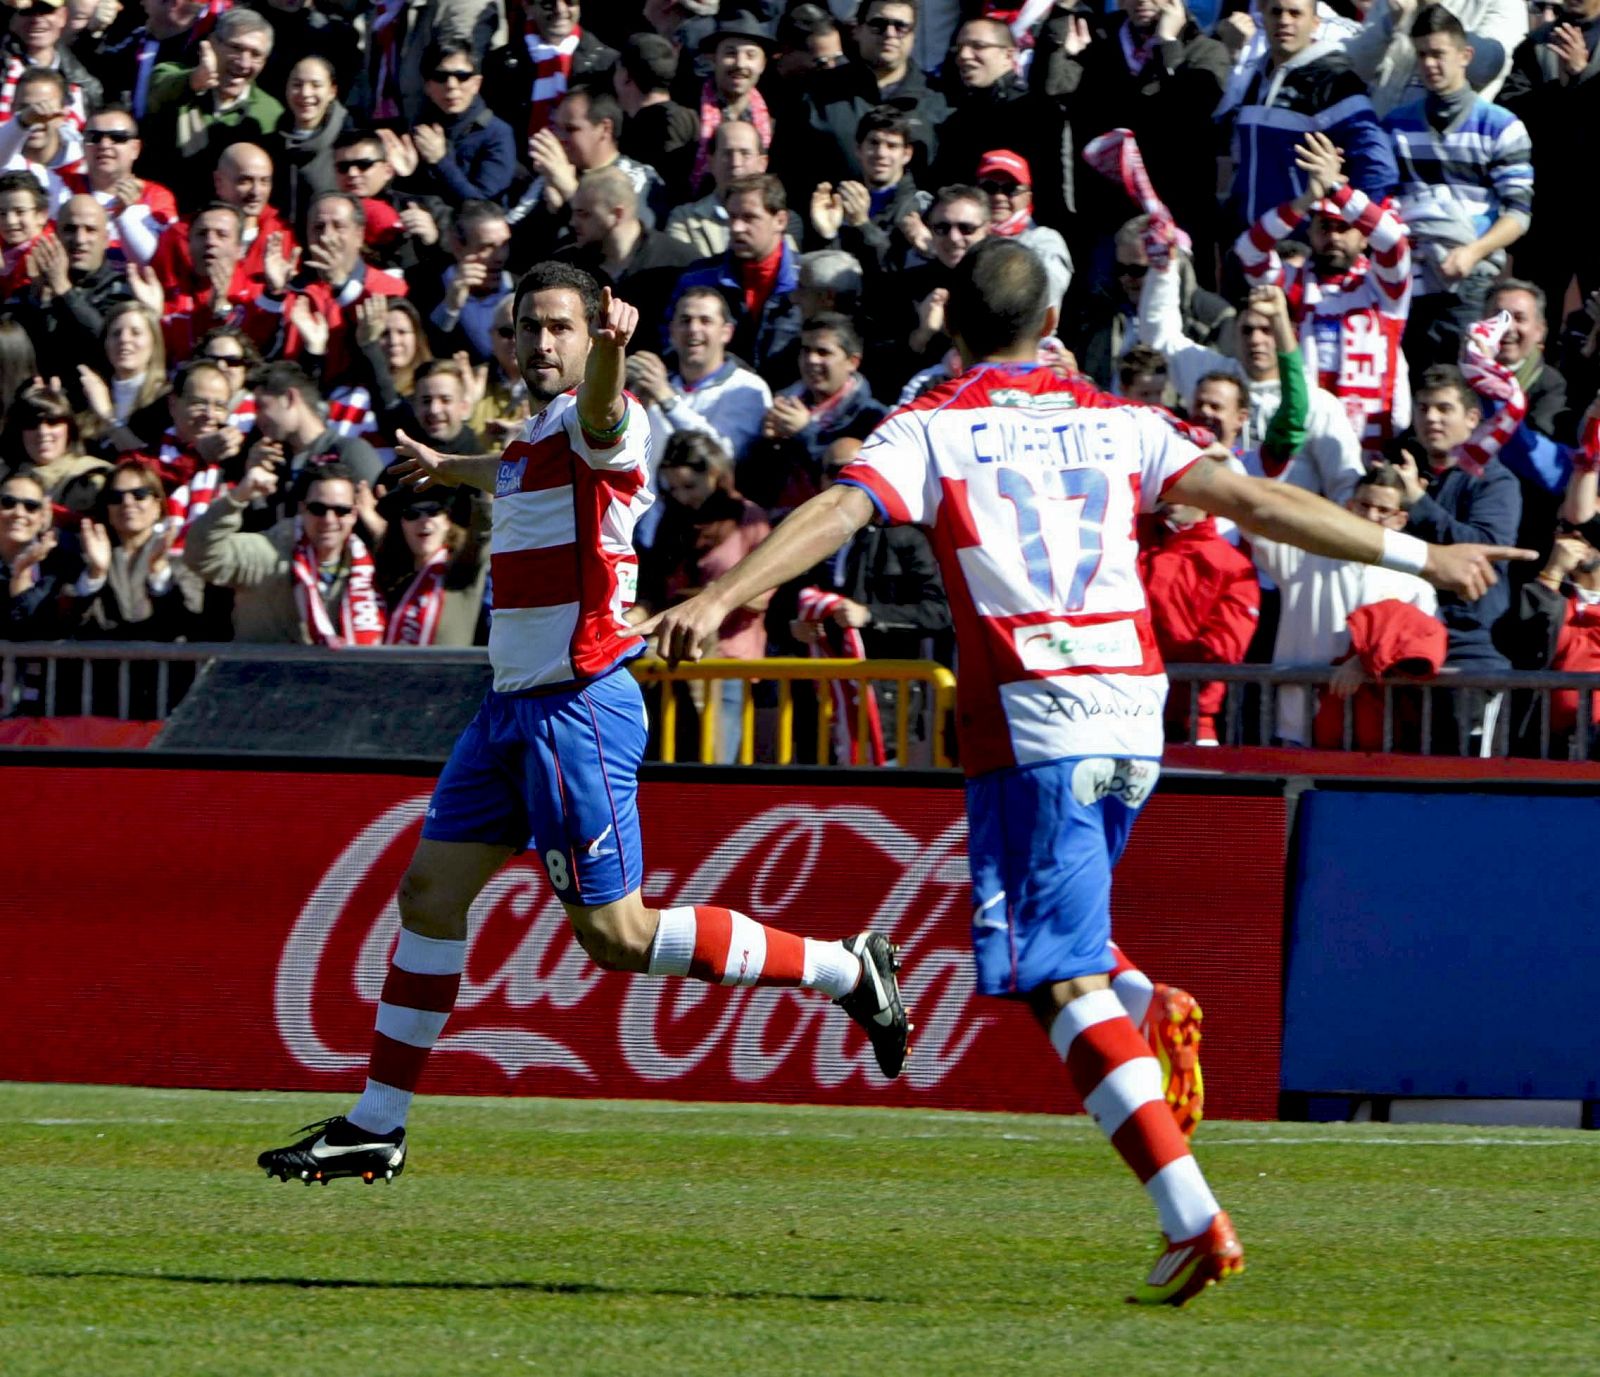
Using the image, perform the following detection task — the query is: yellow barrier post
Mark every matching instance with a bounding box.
[630,658,956,768]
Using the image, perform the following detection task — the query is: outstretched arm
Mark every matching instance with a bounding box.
[1166,455,1536,601]
[639,484,878,663]
[390,428,502,495]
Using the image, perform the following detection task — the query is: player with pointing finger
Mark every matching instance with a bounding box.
[256,265,910,1190]
[641,239,1535,1306]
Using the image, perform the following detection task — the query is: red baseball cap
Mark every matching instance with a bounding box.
[976,150,1031,187]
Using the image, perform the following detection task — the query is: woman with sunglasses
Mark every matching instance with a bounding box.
[0,386,110,513]
[373,487,489,646]
[80,302,171,455]
[75,462,205,716]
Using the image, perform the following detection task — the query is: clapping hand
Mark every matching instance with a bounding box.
[1293,131,1344,204]
[78,519,112,582]
[126,262,165,316]
[377,128,419,178]
[764,395,811,438]
[412,123,448,165]
[811,183,844,240]
[262,231,300,296]
[288,295,330,355]
[26,233,71,298]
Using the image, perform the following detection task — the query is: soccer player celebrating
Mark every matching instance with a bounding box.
[644,240,1531,1306]
[256,265,909,1185]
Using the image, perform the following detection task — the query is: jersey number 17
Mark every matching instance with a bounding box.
[995,466,1110,610]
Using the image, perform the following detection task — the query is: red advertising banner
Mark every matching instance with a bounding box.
[2,767,1285,1119]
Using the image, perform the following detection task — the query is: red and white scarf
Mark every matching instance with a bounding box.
[165,463,223,554]
[796,585,886,766]
[691,80,773,189]
[1575,409,1600,476]
[990,206,1032,237]
[525,27,580,139]
[153,428,199,488]
[1455,311,1527,478]
[292,523,386,647]
[384,546,450,645]
[369,0,406,121]
[1082,128,1192,268]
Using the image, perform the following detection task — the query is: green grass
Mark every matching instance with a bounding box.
[1,1084,1596,1376]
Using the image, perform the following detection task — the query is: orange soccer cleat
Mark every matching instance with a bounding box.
[1143,983,1204,1140]
[1129,1210,1245,1307]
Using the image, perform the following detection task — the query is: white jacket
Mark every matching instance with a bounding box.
[1138,260,1366,504]
[1251,537,1438,743]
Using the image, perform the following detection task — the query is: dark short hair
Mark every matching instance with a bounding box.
[1357,464,1408,495]
[192,200,245,234]
[862,0,918,23]
[421,37,476,73]
[1195,370,1249,410]
[296,459,357,505]
[723,173,786,214]
[947,239,1049,359]
[619,33,678,91]
[780,4,838,46]
[332,128,386,157]
[0,169,46,211]
[802,312,863,357]
[513,260,602,324]
[855,105,914,146]
[87,102,138,129]
[1118,344,1168,387]
[1411,3,1468,44]
[562,87,623,142]
[675,284,732,324]
[248,360,324,408]
[1415,364,1479,413]
[453,198,508,240]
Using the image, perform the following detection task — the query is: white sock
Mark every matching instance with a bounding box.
[1113,966,1155,1029]
[803,938,861,1000]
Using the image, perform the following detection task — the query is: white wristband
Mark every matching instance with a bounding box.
[1378,528,1429,576]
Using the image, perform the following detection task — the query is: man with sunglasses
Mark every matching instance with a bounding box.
[797,0,947,185]
[401,37,517,207]
[256,261,909,1188]
[59,105,177,266]
[183,456,385,645]
[874,183,990,382]
[328,129,447,276]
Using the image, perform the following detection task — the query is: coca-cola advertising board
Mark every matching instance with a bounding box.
[3,766,1285,1119]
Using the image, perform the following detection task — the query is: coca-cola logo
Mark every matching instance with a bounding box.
[275,796,995,1096]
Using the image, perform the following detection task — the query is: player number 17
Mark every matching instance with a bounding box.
[995,466,1109,610]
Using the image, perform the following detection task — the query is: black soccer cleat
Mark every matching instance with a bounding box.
[836,931,911,1079]
[257,1116,407,1186]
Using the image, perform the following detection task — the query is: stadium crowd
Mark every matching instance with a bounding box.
[2,0,1600,758]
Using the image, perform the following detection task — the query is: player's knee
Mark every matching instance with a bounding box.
[396,866,468,941]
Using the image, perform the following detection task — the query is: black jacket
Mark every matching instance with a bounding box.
[930,73,1070,226]
[792,59,948,189]
[1036,12,1229,251]
[773,523,951,662]
[269,103,352,237]
[554,228,697,353]
[1403,458,1523,668]
[482,27,619,126]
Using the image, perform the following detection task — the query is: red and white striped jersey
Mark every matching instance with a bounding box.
[1236,183,1412,452]
[488,391,654,693]
[837,363,1207,777]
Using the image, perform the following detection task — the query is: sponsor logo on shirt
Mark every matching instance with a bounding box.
[495,460,524,496]
[991,388,1079,410]
[1013,619,1142,672]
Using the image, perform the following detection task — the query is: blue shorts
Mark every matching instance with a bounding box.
[422,669,647,906]
[966,756,1159,997]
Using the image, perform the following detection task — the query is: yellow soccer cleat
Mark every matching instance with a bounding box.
[1130,1210,1245,1307]
[1143,983,1204,1141]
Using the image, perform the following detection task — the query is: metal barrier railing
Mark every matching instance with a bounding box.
[1164,664,1600,760]
[3,643,1599,763]
[630,656,958,767]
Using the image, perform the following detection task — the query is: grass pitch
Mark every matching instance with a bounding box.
[2,1084,1596,1377]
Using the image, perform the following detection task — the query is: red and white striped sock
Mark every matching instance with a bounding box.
[1051,988,1220,1240]
[347,929,465,1135]
[1107,941,1155,1028]
[646,905,861,998]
